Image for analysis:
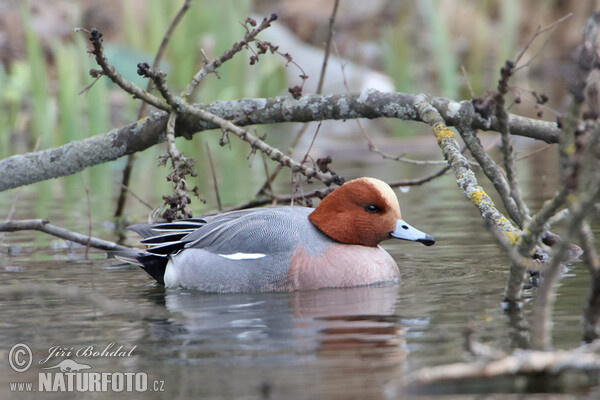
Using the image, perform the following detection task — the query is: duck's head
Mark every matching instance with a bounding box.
[308,177,435,247]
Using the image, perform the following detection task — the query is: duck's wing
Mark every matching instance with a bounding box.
[126,218,207,255]
[180,207,312,255]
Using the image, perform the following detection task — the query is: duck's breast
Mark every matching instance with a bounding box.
[288,242,399,291]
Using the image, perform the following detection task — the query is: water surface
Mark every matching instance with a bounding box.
[1,139,599,399]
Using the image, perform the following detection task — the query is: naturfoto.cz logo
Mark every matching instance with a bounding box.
[8,343,165,393]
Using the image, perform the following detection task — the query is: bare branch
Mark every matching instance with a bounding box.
[181,14,279,98]
[0,219,129,252]
[0,91,561,193]
[115,0,194,218]
[414,94,520,240]
[398,343,600,394]
[86,29,169,111]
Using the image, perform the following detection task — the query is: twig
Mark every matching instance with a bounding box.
[114,182,155,211]
[138,62,344,188]
[300,121,322,165]
[456,105,523,227]
[182,14,279,98]
[81,175,92,260]
[582,223,600,342]
[86,29,169,111]
[315,0,339,95]
[530,123,600,346]
[580,223,599,274]
[495,60,530,225]
[190,106,344,187]
[515,143,552,161]
[532,182,600,349]
[502,187,569,307]
[115,0,193,219]
[257,3,339,199]
[0,219,129,252]
[513,13,573,72]
[355,116,450,165]
[388,166,451,188]
[222,169,447,213]
[205,142,222,212]
[414,93,520,240]
[295,0,340,181]
[460,65,476,98]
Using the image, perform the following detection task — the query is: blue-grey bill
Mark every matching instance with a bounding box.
[390,220,435,246]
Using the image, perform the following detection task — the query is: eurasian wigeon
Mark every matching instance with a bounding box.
[117,177,434,292]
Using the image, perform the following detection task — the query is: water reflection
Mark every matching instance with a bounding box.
[158,284,404,360]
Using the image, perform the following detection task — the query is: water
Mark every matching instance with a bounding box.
[1,137,599,399]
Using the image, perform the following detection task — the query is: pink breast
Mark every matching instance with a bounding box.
[287,243,400,290]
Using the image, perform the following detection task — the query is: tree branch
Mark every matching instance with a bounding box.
[0,91,560,192]
[0,219,129,252]
[414,94,520,240]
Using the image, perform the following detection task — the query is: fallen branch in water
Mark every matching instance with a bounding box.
[0,219,128,252]
[396,340,600,394]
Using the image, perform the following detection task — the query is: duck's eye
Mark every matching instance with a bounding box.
[365,204,380,213]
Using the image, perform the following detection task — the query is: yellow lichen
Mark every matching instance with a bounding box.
[468,188,487,206]
[137,116,149,124]
[505,230,520,245]
[564,143,576,156]
[433,123,455,145]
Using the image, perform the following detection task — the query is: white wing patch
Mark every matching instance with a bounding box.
[218,252,267,260]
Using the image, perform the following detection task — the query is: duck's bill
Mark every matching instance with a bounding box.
[390,220,435,246]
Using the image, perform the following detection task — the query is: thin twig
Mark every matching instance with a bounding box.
[114,0,193,218]
[532,185,600,350]
[139,62,344,188]
[190,106,344,186]
[388,165,451,187]
[459,122,523,227]
[495,61,530,226]
[515,143,552,161]
[114,182,155,211]
[81,175,92,260]
[257,3,340,200]
[461,65,476,98]
[513,13,573,72]
[182,14,278,98]
[205,142,222,212]
[315,0,339,95]
[86,29,169,111]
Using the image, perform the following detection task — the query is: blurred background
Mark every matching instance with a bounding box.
[0,0,597,220]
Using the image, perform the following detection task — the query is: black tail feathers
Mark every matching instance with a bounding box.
[111,249,168,285]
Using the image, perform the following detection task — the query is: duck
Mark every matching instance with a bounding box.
[116,177,434,292]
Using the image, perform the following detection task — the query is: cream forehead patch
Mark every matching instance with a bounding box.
[360,177,401,215]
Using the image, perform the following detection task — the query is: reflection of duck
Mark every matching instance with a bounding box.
[159,284,403,358]
[116,178,434,292]
[291,285,404,355]
[156,285,405,398]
